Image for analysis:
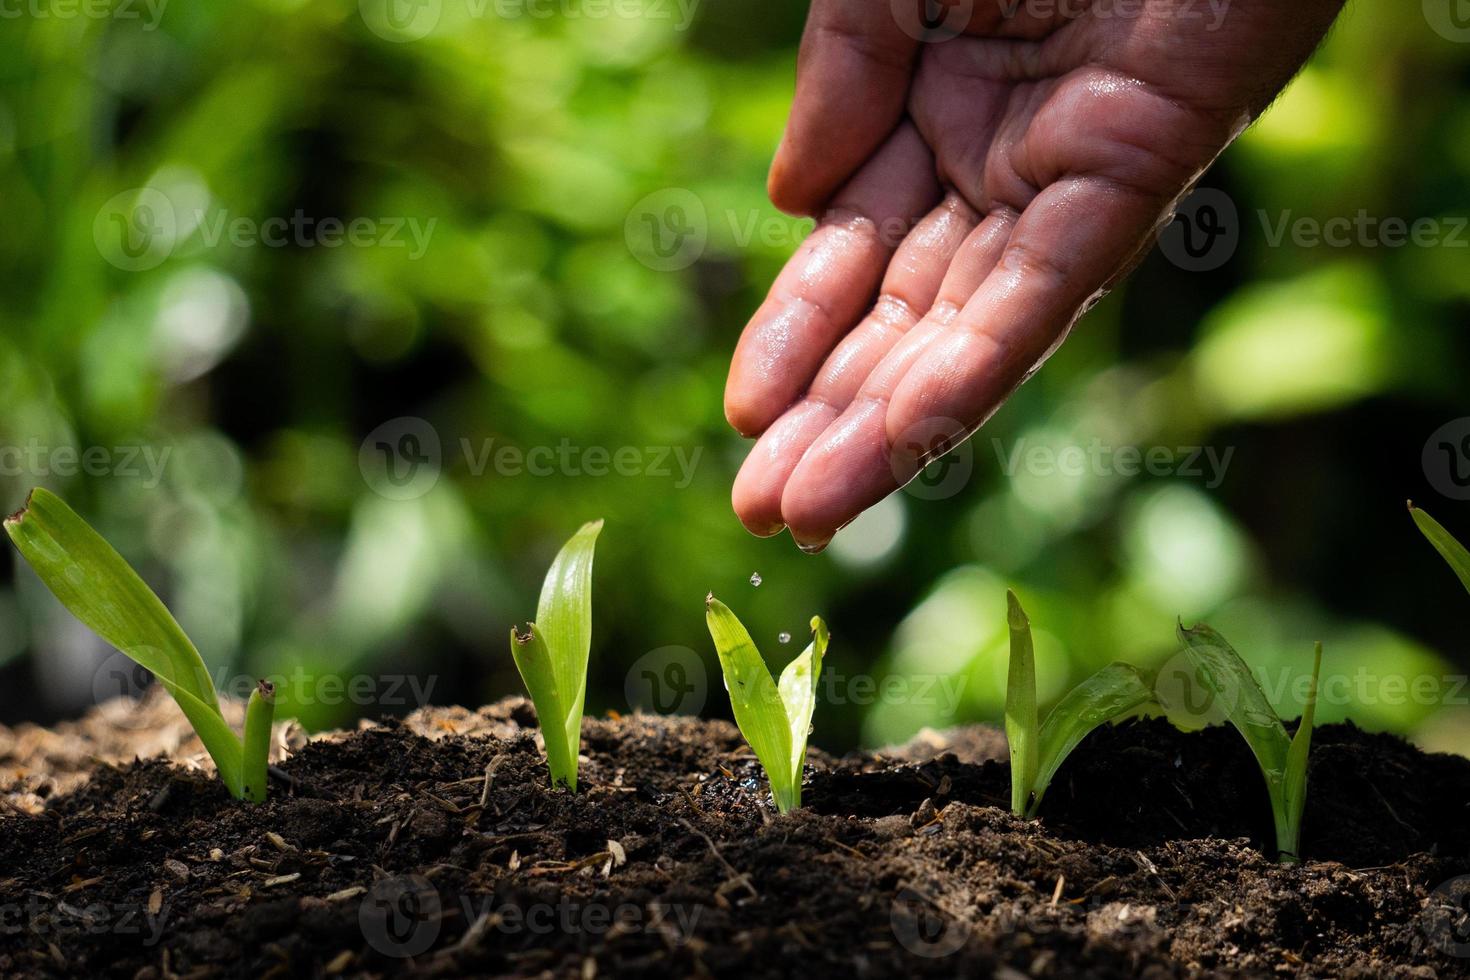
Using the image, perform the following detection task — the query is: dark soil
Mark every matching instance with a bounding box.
[2,697,1469,979]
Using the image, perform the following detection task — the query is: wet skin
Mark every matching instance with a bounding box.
[725,0,1346,552]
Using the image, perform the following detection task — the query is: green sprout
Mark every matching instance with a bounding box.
[509,520,602,790]
[1173,622,1321,863]
[1409,501,1470,596]
[1005,590,1154,819]
[704,595,828,814]
[4,489,275,802]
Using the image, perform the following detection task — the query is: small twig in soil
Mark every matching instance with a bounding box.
[677,817,757,899]
[438,910,494,958]
[267,764,321,798]
[823,838,867,861]
[480,754,508,809]
[1131,851,1177,902]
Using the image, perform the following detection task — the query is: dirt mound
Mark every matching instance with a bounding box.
[0,696,1467,978]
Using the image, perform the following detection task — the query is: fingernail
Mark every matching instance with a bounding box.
[744,521,786,538]
[791,531,831,555]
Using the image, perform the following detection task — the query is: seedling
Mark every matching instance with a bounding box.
[704,595,828,813]
[1005,590,1154,818]
[4,489,275,802]
[509,520,602,790]
[1172,622,1320,863]
[1408,501,1470,596]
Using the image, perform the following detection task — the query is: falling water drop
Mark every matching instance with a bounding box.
[778,631,792,644]
[749,572,762,587]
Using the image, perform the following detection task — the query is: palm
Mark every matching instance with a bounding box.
[725,0,1344,551]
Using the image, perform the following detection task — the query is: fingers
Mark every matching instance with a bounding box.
[775,210,1018,549]
[730,193,980,536]
[777,175,1168,548]
[885,176,1169,451]
[767,0,920,216]
[724,122,939,438]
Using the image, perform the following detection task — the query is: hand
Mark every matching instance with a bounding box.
[725,0,1345,551]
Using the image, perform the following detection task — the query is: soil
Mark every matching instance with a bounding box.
[1,691,1468,979]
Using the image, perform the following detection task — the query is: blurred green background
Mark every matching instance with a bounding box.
[1,0,1467,755]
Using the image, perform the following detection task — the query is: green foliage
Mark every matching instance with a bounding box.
[4,488,274,802]
[705,595,828,813]
[0,0,1463,751]
[1005,591,1154,819]
[1172,623,1321,862]
[509,520,603,790]
[1409,502,1470,596]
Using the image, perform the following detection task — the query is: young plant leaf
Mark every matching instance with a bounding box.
[1278,642,1321,863]
[777,616,828,794]
[1175,623,1289,781]
[242,680,277,804]
[510,623,577,788]
[509,520,602,790]
[1409,502,1470,596]
[3,488,255,800]
[1004,590,1038,816]
[1030,662,1153,818]
[1174,622,1319,862]
[1005,591,1153,818]
[705,596,828,813]
[5,488,220,708]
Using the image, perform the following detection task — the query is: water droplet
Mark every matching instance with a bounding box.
[778,631,791,644]
[749,572,762,587]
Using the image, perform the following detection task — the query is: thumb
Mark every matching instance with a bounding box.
[768,0,921,216]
